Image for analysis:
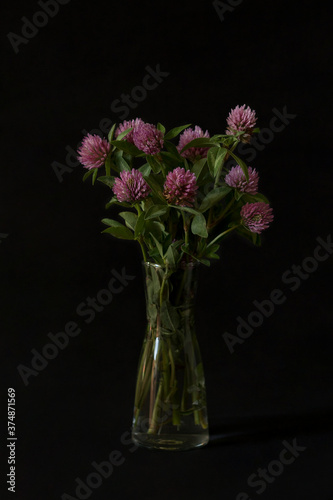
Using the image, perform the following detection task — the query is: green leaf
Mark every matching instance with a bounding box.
[105,197,131,209]
[169,204,201,217]
[180,137,216,154]
[92,168,99,185]
[114,152,130,172]
[241,193,270,204]
[253,193,270,204]
[142,198,154,212]
[134,212,145,238]
[157,122,166,134]
[234,190,243,201]
[119,212,138,231]
[164,140,182,158]
[108,123,116,143]
[139,163,151,177]
[203,243,220,260]
[146,155,162,174]
[214,148,228,177]
[199,186,232,212]
[164,124,191,140]
[116,127,133,141]
[161,301,180,332]
[82,169,94,182]
[236,225,262,246]
[145,205,169,220]
[191,158,207,183]
[164,245,176,268]
[145,177,166,202]
[102,226,134,240]
[97,176,115,189]
[110,140,141,156]
[191,213,208,238]
[207,146,219,176]
[101,218,123,227]
[182,244,210,266]
[159,151,181,168]
[145,220,165,240]
[207,147,228,177]
[149,233,164,259]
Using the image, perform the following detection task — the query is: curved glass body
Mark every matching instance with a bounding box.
[131,261,209,451]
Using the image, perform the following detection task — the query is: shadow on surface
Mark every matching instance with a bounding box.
[207,410,333,446]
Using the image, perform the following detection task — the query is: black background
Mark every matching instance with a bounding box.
[2,0,333,499]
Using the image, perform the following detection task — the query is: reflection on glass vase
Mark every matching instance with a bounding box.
[131,261,209,451]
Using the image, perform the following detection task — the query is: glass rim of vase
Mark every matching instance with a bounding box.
[142,260,200,270]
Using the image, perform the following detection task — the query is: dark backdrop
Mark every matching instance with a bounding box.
[2,1,333,499]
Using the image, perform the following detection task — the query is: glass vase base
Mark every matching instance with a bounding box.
[132,432,209,451]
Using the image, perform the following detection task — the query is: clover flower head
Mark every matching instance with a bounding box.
[77,134,111,170]
[115,118,144,143]
[132,122,164,155]
[226,104,257,143]
[177,125,210,162]
[164,167,198,207]
[113,169,151,203]
[225,165,259,195]
[240,202,274,234]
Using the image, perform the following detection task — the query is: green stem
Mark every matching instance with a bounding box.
[147,379,164,434]
[134,339,153,412]
[135,203,148,262]
[208,198,235,231]
[135,203,142,216]
[139,239,148,262]
[156,154,166,177]
[181,211,189,247]
[159,267,168,309]
[181,211,190,264]
[208,224,240,247]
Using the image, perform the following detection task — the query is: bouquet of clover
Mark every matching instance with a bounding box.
[77,105,274,448]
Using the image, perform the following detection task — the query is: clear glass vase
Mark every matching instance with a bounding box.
[131,261,209,451]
